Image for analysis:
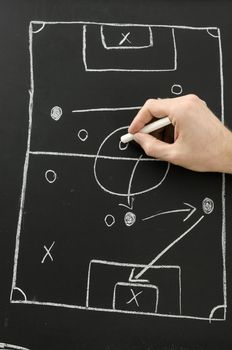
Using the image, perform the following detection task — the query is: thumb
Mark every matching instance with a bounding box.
[133,132,174,162]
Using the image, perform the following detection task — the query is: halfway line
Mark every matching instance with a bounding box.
[29,151,160,161]
[72,106,142,113]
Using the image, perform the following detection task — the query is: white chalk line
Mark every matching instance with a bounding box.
[126,289,142,307]
[209,304,226,323]
[118,199,134,211]
[101,25,153,50]
[112,282,159,312]
[10,22,34,301]
[127,155,142,206]
[11,20,226,322]
[117,32,131,46]
[88,259,180,269]
[142,203,196,222]
[83,25,177,72]
[143,209,190,221]
[9,300,224,322]
[93,126,170,197]
[82,25,87,71]
[32,22,45,33]
[29,151,160,162]
[218,29,227,319]
[30,20,219,31]
[134,215,205,280]
[172,28,177,70]
[86,259,181,315]
[207,28,220,38]
[41,241,55,264]
[0,343,30,350]
[128,264,182,315]
[12,287,27,301]
[72,106,142,113]
[128,268,149,283]
[86,259,180,308]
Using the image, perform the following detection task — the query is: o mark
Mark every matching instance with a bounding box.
[124,212,136,227]
[78,129,88,142]
[45,170,57,184]
[104,214,115,227]
[171,84,183,95]
[119,140,129,151]
[202,197,214,214]
[51,106,62,121]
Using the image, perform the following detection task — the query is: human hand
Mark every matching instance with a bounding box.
[128,94,232,173]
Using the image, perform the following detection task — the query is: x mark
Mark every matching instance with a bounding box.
[41,241,55,264]
[119,32,132,46]
[126,288,143,307]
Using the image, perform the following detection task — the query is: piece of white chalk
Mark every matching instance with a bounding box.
[120,117,171,144]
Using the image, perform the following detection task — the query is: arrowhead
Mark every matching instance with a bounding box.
[183,202,196,222]
[128,268,149,283]
[119,197,134,210]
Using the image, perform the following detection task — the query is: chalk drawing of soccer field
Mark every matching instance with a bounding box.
[10,21,226,322]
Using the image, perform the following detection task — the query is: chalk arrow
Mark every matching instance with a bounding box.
[119,197,134,210]
[142,202,196,222]
[129,215,204,282]
[118,155,142,210]
[128,268,150,283]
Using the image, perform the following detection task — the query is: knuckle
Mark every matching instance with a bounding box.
[144,142,154,157]
[181,94,199,110]
[144,98,154,107]
[187,93,199,101]
[186,94,200,104]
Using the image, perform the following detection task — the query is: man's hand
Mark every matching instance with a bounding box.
[128,94,232,173]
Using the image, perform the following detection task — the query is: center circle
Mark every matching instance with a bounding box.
[94,126,170,197]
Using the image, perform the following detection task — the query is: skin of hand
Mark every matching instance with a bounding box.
[128,94,232,173]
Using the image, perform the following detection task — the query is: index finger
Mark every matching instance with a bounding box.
[128,98,171,134]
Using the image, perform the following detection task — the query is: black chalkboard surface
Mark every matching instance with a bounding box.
[1,1,232,349]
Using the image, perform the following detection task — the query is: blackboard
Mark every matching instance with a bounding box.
[1,1,232,349]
